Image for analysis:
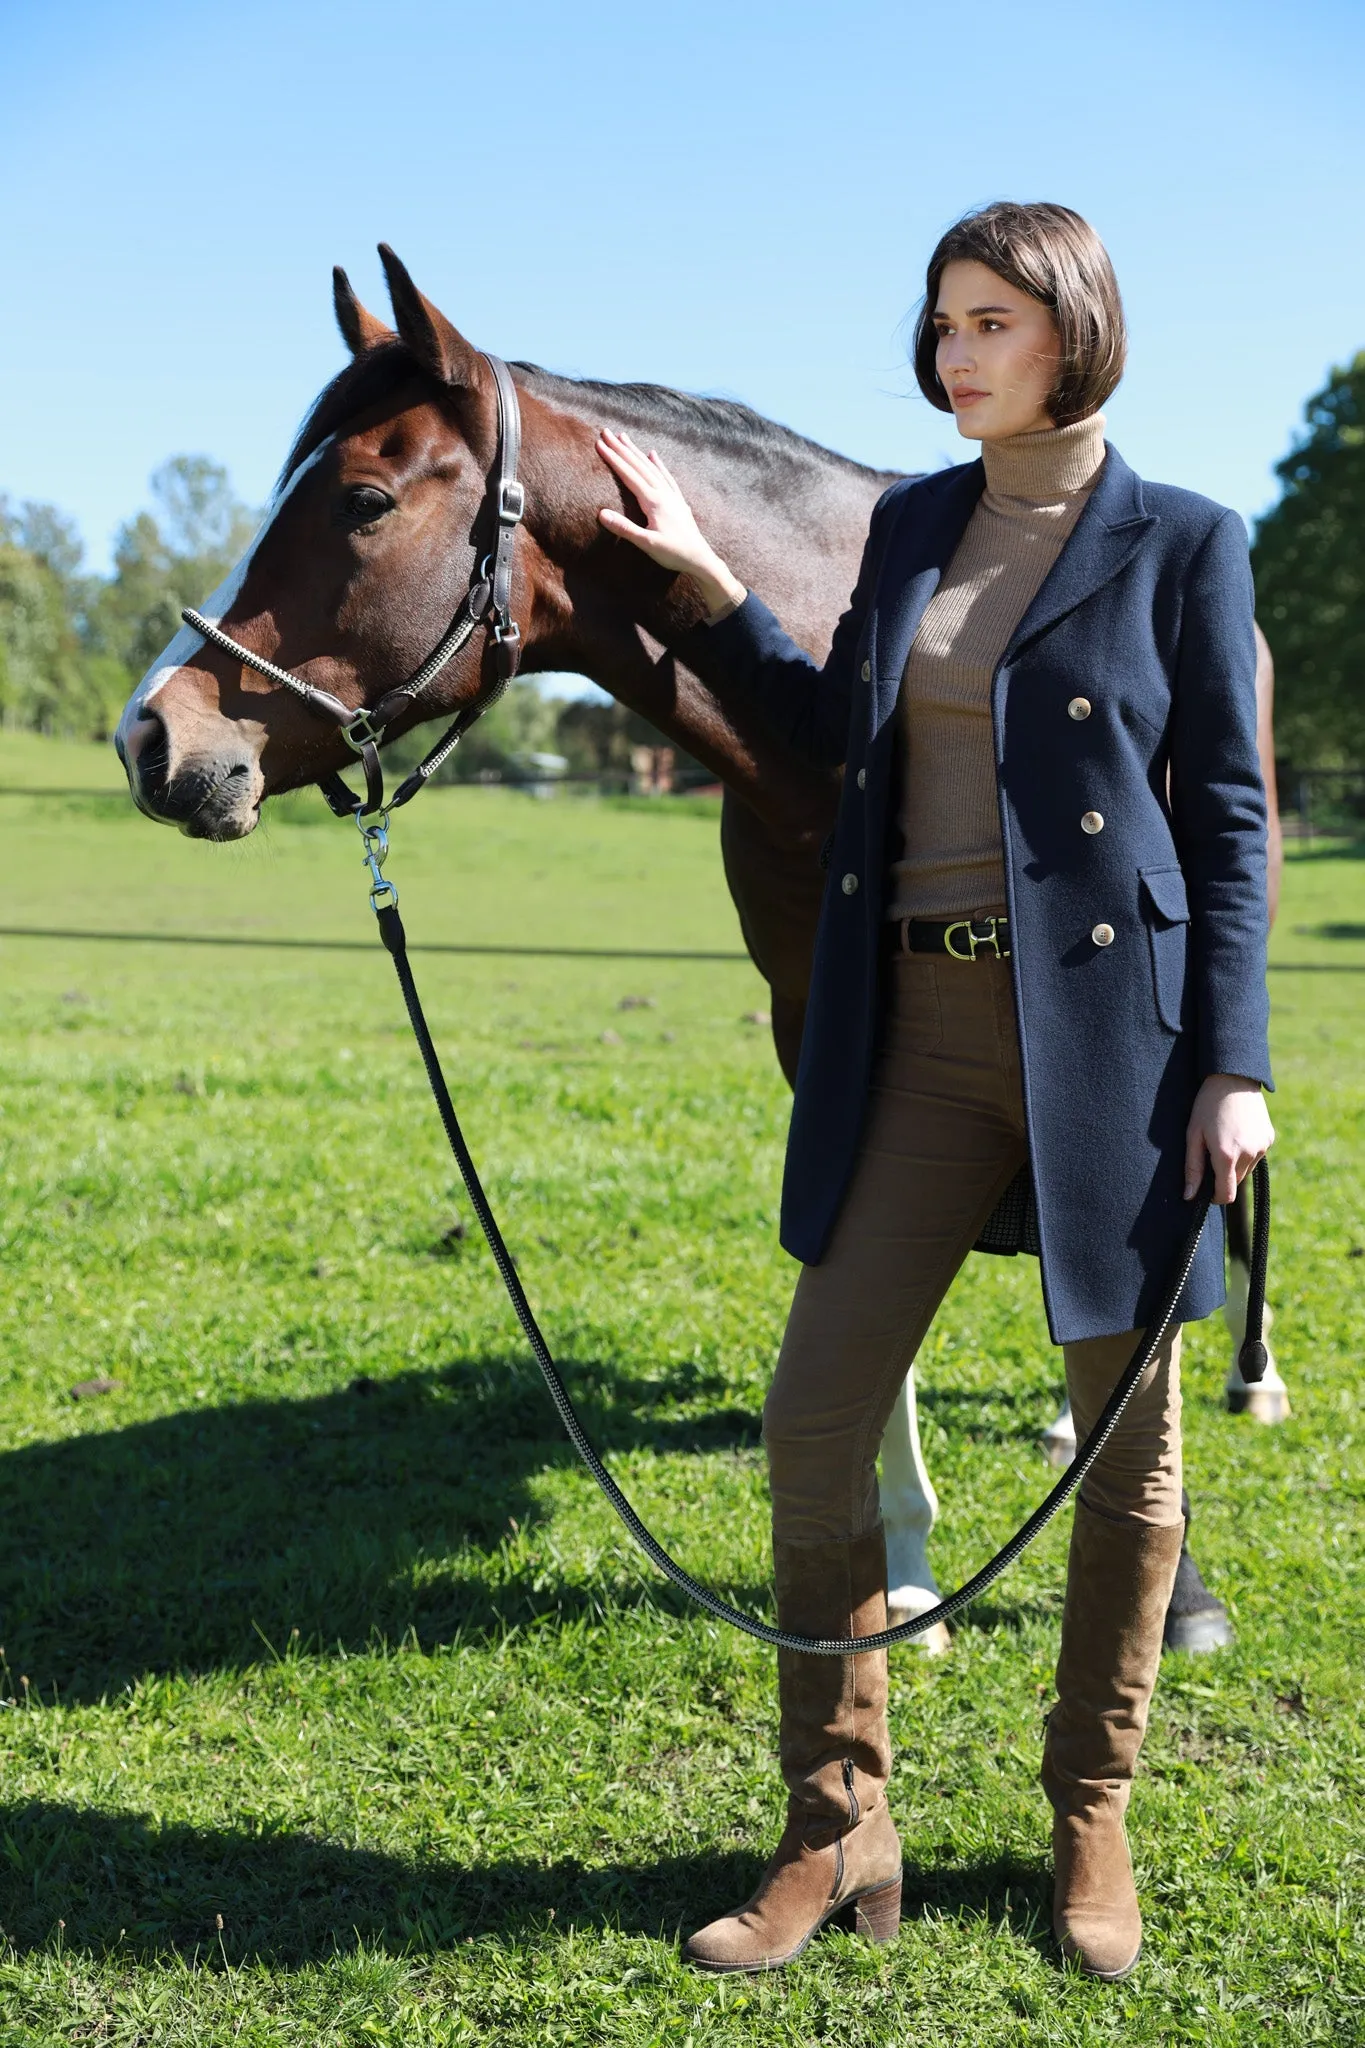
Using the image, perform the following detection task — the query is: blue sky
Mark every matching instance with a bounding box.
[3,0,1362,593]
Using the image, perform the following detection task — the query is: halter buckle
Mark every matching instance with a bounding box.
[343,709,386,753]
[498,479,525,525]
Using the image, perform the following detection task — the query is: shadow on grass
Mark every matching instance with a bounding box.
[0,1356,765,1704]
[0,1800,1052,1966]
[915,1384,1046,1446]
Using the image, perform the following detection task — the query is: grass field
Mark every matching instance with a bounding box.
[0,730,1361,2045]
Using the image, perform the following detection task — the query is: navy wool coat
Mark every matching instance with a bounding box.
[700,446,1272,1345]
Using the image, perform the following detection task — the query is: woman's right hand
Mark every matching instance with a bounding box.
[596,428,747,621]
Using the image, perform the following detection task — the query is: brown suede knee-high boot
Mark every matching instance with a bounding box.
[684,1527,902,1972]
[1041,1502,1185,1980]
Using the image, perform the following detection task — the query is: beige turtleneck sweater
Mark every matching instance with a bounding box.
[886,412,1108,922]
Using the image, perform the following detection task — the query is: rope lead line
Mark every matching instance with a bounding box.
[373,898,1270,1656]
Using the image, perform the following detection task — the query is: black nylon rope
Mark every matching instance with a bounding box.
[375,899,1270,1656]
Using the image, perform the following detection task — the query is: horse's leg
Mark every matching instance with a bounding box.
[879,1372,952,1654]
[1222,1181,1290,1422]
[1041,1395,1077,1468]
[1163,1487,1235,1653]
[718,794,948,1654]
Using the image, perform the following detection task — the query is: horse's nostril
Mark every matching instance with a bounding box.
[130,713,170,802]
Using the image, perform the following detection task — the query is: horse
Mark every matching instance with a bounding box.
[114,248,1287,1656]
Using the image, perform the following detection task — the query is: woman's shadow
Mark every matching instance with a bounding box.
[0,1798,1053,1966]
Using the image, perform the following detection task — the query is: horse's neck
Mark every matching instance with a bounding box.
[520,378,898,840]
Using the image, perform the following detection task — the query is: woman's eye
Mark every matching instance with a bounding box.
[343,486,393,525]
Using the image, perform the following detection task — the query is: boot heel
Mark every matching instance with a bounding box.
[847,1877,902,1943]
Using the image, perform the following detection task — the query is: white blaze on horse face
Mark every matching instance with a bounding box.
[114,437,336,750]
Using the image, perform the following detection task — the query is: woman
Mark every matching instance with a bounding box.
[597,201,1274,1982]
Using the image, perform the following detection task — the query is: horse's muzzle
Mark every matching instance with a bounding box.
[119,709,263,840]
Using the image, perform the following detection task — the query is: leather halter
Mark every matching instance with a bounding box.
[182,352,526,820]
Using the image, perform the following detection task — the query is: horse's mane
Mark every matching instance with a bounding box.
[510,363,894,484]
[281,342,897,491]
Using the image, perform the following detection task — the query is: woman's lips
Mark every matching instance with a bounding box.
[952,388,988,407]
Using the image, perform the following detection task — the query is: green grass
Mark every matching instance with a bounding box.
[0,734,1361,2045]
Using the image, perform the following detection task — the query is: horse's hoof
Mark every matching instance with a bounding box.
[1225,1384,1291,1423]
[892,1615,951,1655]
[887,1586,952,1654]
[1040,1429,1076,1470]
[1163,1547,1235,1655]
[1164,1605,1235,1654]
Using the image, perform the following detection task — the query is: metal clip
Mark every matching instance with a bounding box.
[356,809,398,913]
[498,479,526,524]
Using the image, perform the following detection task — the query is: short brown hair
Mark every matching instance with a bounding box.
[912,202,1126,427]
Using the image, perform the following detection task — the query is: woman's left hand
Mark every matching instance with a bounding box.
[1184,1074,1275,1203]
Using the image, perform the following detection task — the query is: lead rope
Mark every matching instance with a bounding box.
[360,823,1271,1655]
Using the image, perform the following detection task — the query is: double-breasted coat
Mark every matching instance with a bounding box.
[698,446,1272,1345]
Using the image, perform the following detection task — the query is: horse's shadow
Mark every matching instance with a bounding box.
[915,1382,1047,1446]
[0,1352,765,1705]
[0,1798,1053,1966]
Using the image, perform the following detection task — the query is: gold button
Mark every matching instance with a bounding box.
[1081,810,1105,835]
[1068,696,1092,720]
[841,873,859,896]
[1092,922,1115,947]
[856,768,866,790]
[860,660,871,682]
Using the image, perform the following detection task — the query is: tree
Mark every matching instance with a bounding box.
[0,496,128,739]
[89,456,259,681]
[0,457,260,740]
[1252,352,1365,767]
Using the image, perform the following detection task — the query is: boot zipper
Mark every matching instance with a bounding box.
[843,1757,860,1827]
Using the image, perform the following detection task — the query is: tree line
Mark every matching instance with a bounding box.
[0,454,684,783]
[0,456,257,747]
[3,354,1362,773]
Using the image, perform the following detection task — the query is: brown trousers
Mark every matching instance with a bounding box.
[763,949,1183,1547]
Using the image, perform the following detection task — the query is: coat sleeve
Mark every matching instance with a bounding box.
[679,482,902,769]
[1171,509,1273,1089]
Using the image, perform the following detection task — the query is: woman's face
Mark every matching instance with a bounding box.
[933,259,1063,440]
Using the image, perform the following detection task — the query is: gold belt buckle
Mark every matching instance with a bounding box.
[943,916,1009,961]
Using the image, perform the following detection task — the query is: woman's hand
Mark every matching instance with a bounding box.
[1184,1074,1274,1203]
[596,428,747,621]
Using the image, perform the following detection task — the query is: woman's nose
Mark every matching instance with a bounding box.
[938,335,975,376]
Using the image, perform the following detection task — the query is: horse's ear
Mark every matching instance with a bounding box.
[333,266,395,355]
[378,244,480,389]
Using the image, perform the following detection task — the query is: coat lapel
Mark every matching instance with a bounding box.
[870,461,984,731]
[1003,446,1157,659]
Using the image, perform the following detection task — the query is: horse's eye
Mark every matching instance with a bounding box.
[342,486,393,526]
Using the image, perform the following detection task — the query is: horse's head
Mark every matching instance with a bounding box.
[116,248,550,838]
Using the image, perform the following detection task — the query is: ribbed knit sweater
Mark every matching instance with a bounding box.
[887,412,1108,921]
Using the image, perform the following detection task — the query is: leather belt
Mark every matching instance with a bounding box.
[888,915,1011,961]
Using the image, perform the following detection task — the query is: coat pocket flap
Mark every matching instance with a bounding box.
[1140,865,1190,924]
